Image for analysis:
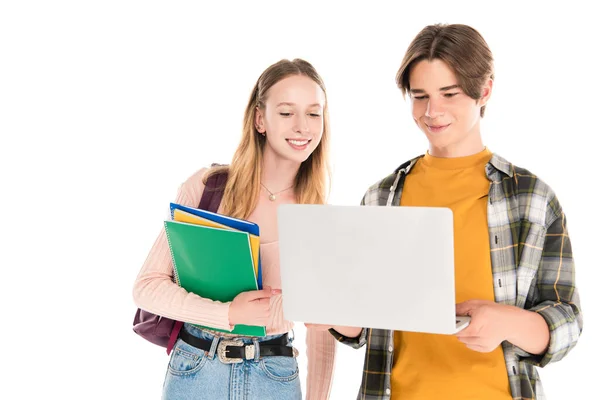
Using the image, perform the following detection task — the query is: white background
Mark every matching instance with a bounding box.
[1,1,598,399]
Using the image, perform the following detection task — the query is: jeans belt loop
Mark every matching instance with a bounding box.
[207,335,220,360]
[252,338,261,362]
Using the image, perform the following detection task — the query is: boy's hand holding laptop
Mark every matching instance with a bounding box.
[303,300,505,352]
[455,299,550,355]
[303,296,549,357]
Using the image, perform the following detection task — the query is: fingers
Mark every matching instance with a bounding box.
[244,287,276,302]
[253,316,270,325]
[231,287,282,326]
[230,291,273,326]
[457,336,486,352]
[253,298,271,316]
[465,344,489,352]
[455,324,475,338]
[234,301,270,326]
[255,297,271,307]
[456,335,479,344]
[456,335,498,353]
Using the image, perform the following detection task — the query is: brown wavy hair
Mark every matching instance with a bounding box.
[396,24,494,117]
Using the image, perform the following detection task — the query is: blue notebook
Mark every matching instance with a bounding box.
[170,202,263,289]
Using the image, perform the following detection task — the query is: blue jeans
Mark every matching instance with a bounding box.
[162,324,302,400]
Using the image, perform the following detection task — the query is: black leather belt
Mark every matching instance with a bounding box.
[179,329,294,364]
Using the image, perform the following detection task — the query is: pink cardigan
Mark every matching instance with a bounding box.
[133,168,336,399]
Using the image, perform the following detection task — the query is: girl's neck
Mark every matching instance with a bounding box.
[260,151,299,193]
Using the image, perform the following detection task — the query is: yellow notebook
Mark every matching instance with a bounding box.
[173,208,260,278]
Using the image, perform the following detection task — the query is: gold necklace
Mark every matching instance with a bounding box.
[260,183,294,201]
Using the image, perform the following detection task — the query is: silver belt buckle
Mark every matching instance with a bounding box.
[217,340,245,364]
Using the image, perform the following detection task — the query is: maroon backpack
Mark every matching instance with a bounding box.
[132,169,228,354]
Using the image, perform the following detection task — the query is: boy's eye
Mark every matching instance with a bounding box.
[279,113,291,116]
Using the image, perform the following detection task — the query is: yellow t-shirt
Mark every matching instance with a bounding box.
[391,148,511,400]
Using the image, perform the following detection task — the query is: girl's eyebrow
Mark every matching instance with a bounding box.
[276,102,322,107]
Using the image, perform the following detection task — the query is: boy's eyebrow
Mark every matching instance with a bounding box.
[410,84,460,94]
[440,85,460,91]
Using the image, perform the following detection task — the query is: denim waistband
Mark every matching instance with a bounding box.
[183,323,292,345]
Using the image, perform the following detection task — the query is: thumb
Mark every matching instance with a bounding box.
[456,300,476,316]
[245,287,275,302]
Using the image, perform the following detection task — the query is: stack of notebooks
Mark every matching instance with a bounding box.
[164,202,266,336]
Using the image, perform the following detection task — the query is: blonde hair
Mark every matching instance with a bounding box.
[396,24,494,117]
[205,59,331,220]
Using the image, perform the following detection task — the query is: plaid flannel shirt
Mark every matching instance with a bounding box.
[330,153,582,400]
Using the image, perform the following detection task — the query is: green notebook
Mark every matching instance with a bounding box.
[164,220,266,336]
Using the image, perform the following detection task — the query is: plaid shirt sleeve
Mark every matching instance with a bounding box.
[519,195,583,367]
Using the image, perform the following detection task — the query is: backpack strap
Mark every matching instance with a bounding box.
[199,168,229,212]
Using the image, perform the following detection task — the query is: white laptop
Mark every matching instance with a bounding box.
[277,204,470,335]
